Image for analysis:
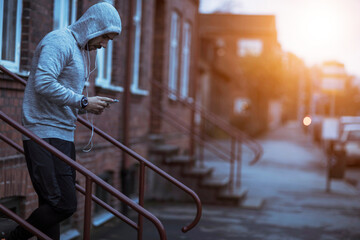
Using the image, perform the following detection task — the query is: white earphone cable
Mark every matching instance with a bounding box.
[82,43,97,152]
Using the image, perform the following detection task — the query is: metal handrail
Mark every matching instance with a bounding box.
[151,79,263,164]
[150,106,231,161]
[151,99,240,190]
[0,111,166,240]
[151,80,263,191]
[77,116,202,232]
[0,133,138,230]
[0,65,202,238]
[0,203,51,240]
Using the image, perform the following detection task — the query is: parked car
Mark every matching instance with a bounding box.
[335,123,360,166]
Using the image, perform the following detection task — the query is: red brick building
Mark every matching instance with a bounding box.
[198,13,281,135]
[0,0,199,238]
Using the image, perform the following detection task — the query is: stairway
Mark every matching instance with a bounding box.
[148,134,248,205]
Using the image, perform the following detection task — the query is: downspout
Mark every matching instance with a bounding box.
[189,2,200,161]
[121,0,135,215]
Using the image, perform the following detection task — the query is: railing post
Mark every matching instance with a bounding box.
[236,139,242,189]
[83,176,93,240]
[199,116,205,168]
[137,162,146,240]
[189,100,196,166]
[229,137,236,193]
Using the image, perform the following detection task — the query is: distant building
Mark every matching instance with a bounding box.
[198,13,281,135]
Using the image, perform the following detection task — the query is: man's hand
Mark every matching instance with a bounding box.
[85,96,115,115]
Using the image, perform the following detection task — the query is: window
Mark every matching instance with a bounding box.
[95,41,116,88]
[53,0,77,30]
[168,11,181,100]
[95,0,123,91]
[130,0,147,95]
[0,0,22,72]
[237,39,263,57]
[180,22,191,99]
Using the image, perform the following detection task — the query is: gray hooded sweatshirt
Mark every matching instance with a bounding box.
[22,2,121,141]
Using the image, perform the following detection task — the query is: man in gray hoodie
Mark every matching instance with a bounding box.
[5,2,122,240]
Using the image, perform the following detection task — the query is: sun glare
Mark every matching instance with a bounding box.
[276,0,354,68]
[201,0,360,76]
[295,1,344,62]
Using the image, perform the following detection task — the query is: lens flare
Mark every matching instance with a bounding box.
[303,116,312,126]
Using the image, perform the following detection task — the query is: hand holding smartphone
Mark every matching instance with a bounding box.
[108,99,119,103]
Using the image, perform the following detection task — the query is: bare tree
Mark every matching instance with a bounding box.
[213,0,242,13]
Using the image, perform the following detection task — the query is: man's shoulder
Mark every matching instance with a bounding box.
[39,29,77,53]
[41,29,75,46]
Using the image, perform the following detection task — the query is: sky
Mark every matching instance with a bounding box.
[199,0,360,77]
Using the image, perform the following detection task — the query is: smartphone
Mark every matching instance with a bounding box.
[109,99,119,103]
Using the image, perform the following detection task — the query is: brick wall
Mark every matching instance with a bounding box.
[21,0,54,72]
[0,0,56,220]
[0,0,199,234]
[0,0,136,228]
[151,0,199,152]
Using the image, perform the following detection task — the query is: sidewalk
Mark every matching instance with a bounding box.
[92,121,360,240]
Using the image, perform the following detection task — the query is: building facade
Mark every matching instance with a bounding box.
[199,13,281,135]
[0,0,199,238]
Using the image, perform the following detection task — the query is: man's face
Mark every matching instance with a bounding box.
[86,32,118,51]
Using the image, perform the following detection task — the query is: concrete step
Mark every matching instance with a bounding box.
[240,196,265,210]
[148,134,165,145]
[345,177,358,187]
[149,144,179,157]
[201,176,229,189]
[183,166,214,178]
[196,177,232,204]
[217,187,248,205]
[165,155,194,165]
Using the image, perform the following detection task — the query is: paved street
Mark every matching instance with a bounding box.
[92,121,360,240]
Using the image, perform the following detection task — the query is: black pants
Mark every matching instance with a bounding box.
[8,138,77,240]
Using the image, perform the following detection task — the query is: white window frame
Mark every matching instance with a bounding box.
[168,11,181,100]
[95,42,113,85]
[180,22,191,99]
[94,0,123,92]
[130,0,148,95]
[95,33,123,91]
[53,0,77,30]
[0,0,23,73]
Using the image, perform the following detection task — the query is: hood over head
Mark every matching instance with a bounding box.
[69,2,122,49]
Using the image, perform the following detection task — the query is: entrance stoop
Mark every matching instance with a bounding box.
[148,135,248,206]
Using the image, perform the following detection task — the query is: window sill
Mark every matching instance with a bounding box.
[180,97,193,104]
[17,70,30,77]
[95,83,124,92]
[131,87,148,96]
[0,68,30,78]
[167,96,194,106]
[168,93,177,101]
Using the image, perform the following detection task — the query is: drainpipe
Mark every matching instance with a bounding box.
[189,4,200,162]
[121,0,135,215]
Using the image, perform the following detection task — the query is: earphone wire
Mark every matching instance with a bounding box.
[82,43,97,153]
